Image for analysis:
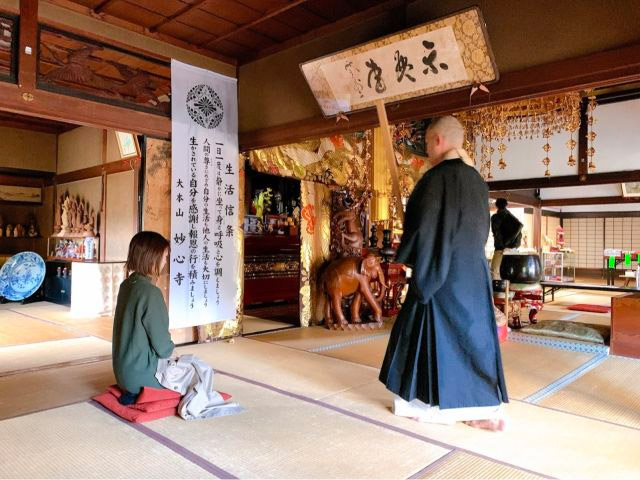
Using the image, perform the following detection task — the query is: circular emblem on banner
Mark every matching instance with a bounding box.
[186,84,224,129]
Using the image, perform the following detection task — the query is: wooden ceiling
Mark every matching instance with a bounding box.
[58,0,406,64]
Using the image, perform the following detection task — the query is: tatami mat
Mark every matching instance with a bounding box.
[499,341,596,400]
[0,360,114,420]
[540,355,640,430]
[314,336,595,402]
[0,337,111,376]
[12,303,114,341]
[2,332,640,478]
[320,380,640,479]
[242,315,293,334]
[0,310,81,347]
[253,323,392,352]
[0,402,215,479]
[175,338,380,401]
[146,374,449,479]
[548,292,616,307]
[317,336,389,368]
[412,450,544,479]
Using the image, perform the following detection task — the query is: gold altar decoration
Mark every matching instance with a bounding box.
[372,125,429,223]
[248,132,371,190]
[456,91,581,178]
[300,181,331,327]
[143,139,243,341]
[586,95,598,171]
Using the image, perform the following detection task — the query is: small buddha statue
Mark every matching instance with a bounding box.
[27,215,39,238]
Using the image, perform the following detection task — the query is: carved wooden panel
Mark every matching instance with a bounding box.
[0,14,17,83]
[38,26,170,116]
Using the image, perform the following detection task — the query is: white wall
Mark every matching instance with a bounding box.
[552,204,640,213]
[595,98,640,173]
[540,184,622,199]
[474,130,578,180]
[473,98,640,180]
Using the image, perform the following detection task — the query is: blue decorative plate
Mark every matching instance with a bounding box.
[0,252,46,301]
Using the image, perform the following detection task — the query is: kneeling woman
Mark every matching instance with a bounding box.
[112,231,174,405]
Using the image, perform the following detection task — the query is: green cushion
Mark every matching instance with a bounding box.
[520,320,610,344]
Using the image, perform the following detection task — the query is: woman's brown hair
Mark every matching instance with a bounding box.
[125,231,170,277]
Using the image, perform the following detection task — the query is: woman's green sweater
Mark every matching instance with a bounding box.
[112,273,175,394]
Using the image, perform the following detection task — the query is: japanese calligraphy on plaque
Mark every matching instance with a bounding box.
[170,60,239,329]
[300,7,498,117]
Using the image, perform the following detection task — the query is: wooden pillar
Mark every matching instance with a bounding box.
[18,0,38,92]
[533,207,542,251]
[374,100,404,223]
[578,98,589,181]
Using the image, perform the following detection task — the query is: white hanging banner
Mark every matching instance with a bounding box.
[170,59,239,328]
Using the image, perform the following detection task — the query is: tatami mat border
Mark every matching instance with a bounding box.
[407,450,458,479]
[242,325,298,337]
[508,331,609,355]
[242,326,303,338]
[308,332,391,353]
[90,401,237,479]
[216,369,553,479]
[523,353,608,404]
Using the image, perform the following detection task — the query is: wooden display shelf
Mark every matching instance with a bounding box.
[47,257,98,263]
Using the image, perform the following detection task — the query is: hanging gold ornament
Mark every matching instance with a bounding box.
[455,92,580,174]
[566,135,577,166]
[498,143,507,169]
[542,128,552,176]
[586,96,597,171]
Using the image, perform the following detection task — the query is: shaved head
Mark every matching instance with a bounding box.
[427,116,465,149]
[426,115,469,165]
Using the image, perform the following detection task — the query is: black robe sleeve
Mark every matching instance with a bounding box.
[396,169,460,305]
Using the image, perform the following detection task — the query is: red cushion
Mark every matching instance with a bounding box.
[92,391,177,423]
[497,323,508,343]
[93,385,233,422]
[568,304,611,314]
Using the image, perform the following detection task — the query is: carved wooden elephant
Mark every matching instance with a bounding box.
[321,253,386,327]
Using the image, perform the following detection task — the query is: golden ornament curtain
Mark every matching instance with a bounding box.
[299,180,331,327]
[248,133,370,189]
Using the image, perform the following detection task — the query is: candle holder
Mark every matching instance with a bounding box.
[380,228,396,262]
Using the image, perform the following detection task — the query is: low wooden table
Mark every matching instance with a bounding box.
[611,293,640,358]
[541,281,638,302]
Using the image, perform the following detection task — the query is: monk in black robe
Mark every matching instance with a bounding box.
[380,116,508,431]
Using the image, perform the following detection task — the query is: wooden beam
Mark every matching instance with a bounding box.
[541,196,640,207]
[239,42,640,151]
[42,0,237,67]
[54,157,141,185]
[93,0,114,14]
[488,170,640,191]
[0,117,69,134]
[489,191,541,208]
[148,0,209,33]
[0,173,45,188]
[0,81,170,138]
[241,0,409,63]
[18,0,38,91]
[201,0,310,48]
[560,211,640,218]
